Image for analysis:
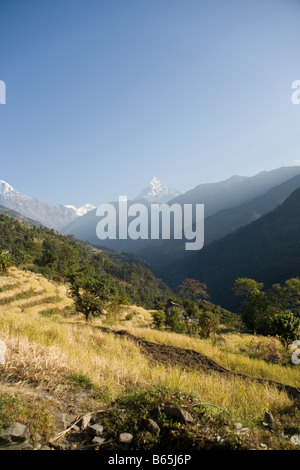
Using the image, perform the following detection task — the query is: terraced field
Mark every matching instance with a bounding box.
[0,267,72,314]
[0,267,300,451]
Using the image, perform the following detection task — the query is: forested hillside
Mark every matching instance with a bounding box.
[0,212,173,309]
[164,186,300,312]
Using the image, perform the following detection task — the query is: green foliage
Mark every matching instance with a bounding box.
[233,278,264,297]
[178,278,209,302]
[235,277,300,343]
[152,310,166,330]
[0,212,173,309]
[66,372,94,389]
[272,310,300,348]
[0,250,13,275]
[197,310,221,338]
[165,307,187,334]
[69,276,116,321]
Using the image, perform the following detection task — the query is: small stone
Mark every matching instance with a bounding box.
[119,433,133,444]
[79,414,92,430]
[92,436,105,446]
[290,434,300,446]
[146,419,160,435]
[236,427,249,435]
[234,422,243,430]
[87,423,104,436]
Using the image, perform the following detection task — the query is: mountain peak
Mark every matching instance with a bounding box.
[135,177,181,203]
[64,203,96,217]
[0,180,18,198]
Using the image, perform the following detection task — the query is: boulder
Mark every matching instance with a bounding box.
[163,406,194,423]
[0,421,30,445]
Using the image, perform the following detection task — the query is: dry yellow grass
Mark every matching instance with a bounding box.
[0,267,297,426]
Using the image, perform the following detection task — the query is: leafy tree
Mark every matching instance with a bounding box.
[178,278,209,303]
[0,250,12,275]
[272,310,300,349]
[234,278,269,333]
[197,310,221,338]
[268,278,300,316]
[165,307,187,334]
[234,277,300,339]
[152,310,166,330]
[233,278,264,298]
[69,276,116,321]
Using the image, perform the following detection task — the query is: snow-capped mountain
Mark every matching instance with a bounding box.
[64,203,96,217]
[0,180,93,230]
[135,177,181,203]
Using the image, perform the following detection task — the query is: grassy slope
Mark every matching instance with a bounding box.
[0,268,300,450]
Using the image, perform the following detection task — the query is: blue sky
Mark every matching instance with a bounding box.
[0,0,300,206]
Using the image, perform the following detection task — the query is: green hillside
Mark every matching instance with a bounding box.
[0,212,173,309]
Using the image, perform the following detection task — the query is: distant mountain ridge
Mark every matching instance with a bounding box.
[162,184,300,312]
[0,180,94,230]
[62,167,300,271]
[169,166,300,216]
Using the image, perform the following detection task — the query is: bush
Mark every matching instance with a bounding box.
[197,310,220,338]
[165,307,187,334]
[152,310,166,330]
[272,310,300,349]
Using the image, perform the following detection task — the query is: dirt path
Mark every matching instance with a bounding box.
[112,329,300,400]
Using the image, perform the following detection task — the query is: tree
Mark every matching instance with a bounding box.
[233,278,264,298]
[165,307,187,334]
[0,250,12,274]
[197,310,220,338]
[234,278,270,333]
[69,276,116,321]
[178,279,209,303]
[272,310,300,349]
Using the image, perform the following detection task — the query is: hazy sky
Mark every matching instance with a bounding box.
[1,0,300,206]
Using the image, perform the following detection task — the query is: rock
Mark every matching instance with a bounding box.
[146,419,160,435]
[75,389,93,399]
[56,413,77,430]
[0,421,30,445]
[87,423,104,436]
[163,406,194,423]
[0,340,6,364]
[79,414,92,430]
[263,411,274,430]
[236,427,249,435]
[234,422,243,430]
[149,406,161,419]
[92,436,106,446]
[290,434,300,446]
[119,433,133,444]
[259,443,268,449]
